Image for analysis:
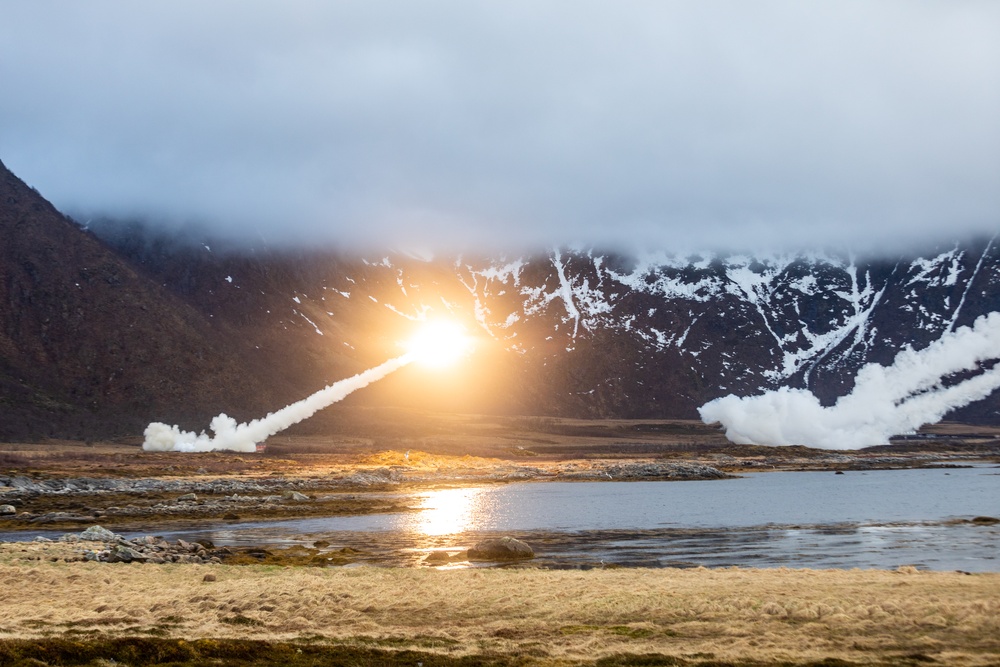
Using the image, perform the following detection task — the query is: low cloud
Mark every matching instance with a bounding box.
[2,1,998,253]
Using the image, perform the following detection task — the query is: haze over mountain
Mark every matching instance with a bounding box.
[2,2,998,253]
[2,159,997,442]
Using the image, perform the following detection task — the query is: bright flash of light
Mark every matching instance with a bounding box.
[404,320,473,368]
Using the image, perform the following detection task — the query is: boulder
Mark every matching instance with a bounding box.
[282,490,310,501]
[78,525,119,542]
[423,551,451,564]
[176,493,198,502]
[468,537,534,561]
[177,539,199,552]
[0,504,15,516]
[108,545,148,563]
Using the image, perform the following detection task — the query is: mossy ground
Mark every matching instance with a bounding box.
[0,637,962,667]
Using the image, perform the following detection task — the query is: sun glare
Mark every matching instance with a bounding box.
[404,320,472,368]
[407,487,483,536]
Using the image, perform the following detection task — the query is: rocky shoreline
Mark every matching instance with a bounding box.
[0,451,990,531]
[10,524,538,569]
[0,461,732,530]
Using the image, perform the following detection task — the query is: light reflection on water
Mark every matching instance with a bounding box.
[405,487,485,536]
[3,467,997,570]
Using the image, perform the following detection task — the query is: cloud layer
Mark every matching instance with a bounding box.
[2,1,998,252]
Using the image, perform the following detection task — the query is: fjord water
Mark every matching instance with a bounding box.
[156,466,1000,571]
[4,467,997,570]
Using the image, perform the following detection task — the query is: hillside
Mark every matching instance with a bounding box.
[1,158,998,441]
[0,160,294,440]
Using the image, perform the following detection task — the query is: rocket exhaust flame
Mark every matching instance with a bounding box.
[143,355,412,453]
[699,312,1000,449]
[404,320,472,368]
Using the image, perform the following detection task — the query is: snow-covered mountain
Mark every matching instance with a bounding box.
[95,220,1000,425]
[455,243,999,415]
[2,156,998,440]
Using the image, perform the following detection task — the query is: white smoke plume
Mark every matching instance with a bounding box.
[143,355,412,452]
[699,312,1000,449]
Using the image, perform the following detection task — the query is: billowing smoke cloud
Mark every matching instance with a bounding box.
[699,313,1000,449]
[143,355,411,452]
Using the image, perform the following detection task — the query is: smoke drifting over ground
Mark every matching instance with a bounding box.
[143,356,411,452]
[699,313,1000,449]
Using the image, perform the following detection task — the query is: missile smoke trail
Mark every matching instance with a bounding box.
[699,312,1000,449]
[143,355,412,452]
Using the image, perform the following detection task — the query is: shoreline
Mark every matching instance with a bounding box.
[2,435,996,532]
[1,458,992,533]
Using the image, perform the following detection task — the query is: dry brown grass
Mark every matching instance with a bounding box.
[1,542,998,665]
[360,449,504,469]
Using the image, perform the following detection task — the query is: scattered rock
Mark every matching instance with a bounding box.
[422,550,468,565]
[203,574,217,582]
[0,504,15,515]
[468,537,534,561]
[176,493,198,502]
[223,513,240,521]
[281,490,309,502]
[559,462,731,481]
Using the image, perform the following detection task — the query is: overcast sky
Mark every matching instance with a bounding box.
[1,1,998,254]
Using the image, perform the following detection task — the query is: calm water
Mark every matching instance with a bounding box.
[5,467,999,570]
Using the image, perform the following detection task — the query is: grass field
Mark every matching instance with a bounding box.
[2,542,999,666]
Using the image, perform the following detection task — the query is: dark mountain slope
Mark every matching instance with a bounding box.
[0,160,290,440]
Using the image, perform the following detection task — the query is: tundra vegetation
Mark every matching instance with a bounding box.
[1,542,999,666]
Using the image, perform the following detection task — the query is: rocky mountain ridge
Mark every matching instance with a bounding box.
[2,158,998,440]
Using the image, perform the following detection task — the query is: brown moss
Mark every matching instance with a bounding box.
[217,545,365,567]
[0,637,930,666]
